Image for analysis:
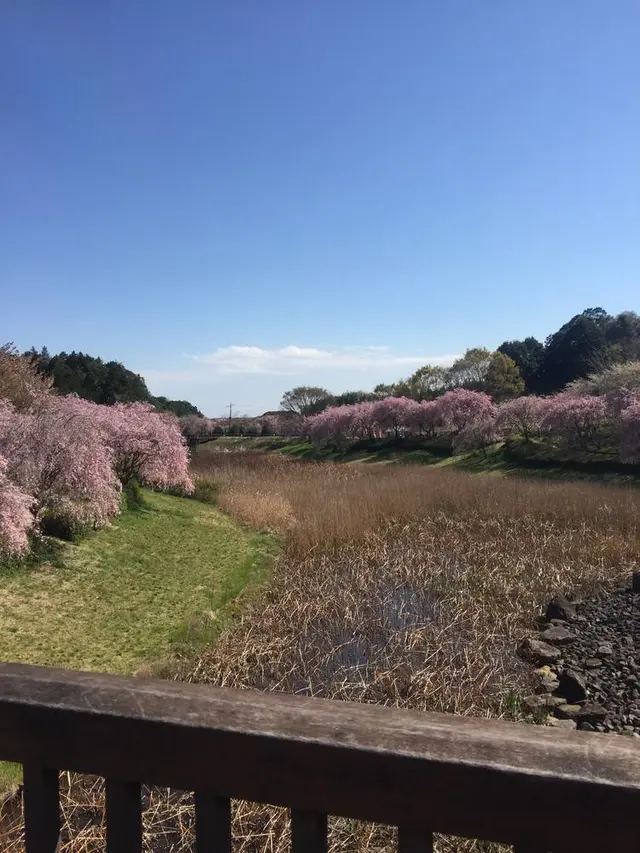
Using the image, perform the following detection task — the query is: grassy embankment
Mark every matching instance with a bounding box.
[0,490,275,791]
[200,434,640,485]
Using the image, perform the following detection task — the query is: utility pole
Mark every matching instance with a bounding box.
[228,402,233,434]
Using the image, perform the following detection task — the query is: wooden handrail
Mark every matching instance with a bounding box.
[0,662,638,851]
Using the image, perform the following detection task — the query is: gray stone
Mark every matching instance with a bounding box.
[558,669,587,703]
[597,642,614,656]
[521,637,561,664]
[585,658,603,669]
[555,703,582,719]
[523,694,547,711]
[546,716,577,730]
[545,695,568,708]
[545,595,577,622]
[575,702,608,724]
[533,665,560,693]
[538,626,576,645]
[523,693,566,711]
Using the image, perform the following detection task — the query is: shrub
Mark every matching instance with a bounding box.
[191,476,220,504]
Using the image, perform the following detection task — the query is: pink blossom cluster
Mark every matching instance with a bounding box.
[0,396,193,557]
[0,454,34,555]
[97,402,193,493]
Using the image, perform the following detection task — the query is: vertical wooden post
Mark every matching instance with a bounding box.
[194,792,231,853]
[106,780,142,853]
[291,809,328,853]
[22,764,60,853]
[398,827,434,853]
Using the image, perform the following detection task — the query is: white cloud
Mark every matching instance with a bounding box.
[185,345,458,376]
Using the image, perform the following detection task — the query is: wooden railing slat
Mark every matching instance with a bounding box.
[106,780,142,853]
[22,764,60,853]
[194,792,231,853]
[398,827,434,852]
[291,808,328,853]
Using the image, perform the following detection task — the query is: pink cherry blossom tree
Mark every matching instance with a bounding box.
[619,402,640,464]
[435,389,495,435]
[371,397,414,437]
[97,402,193,492]
[453,417,501,456]
[351,402,379,440]
[405,400,439,437]
[541,394,609,451]
[495,396,550,442]
[0,396,122,528]
[605,388,640,417]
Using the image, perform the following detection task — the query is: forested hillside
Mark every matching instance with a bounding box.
[24,347,202,416]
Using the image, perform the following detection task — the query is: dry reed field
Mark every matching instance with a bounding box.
[5,452,640,852]
[190,452,638,715]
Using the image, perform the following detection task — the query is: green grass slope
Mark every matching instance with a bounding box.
[199,435,640,485]
[0,491,274,674]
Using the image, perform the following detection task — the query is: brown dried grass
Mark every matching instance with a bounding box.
[5,453,639,851]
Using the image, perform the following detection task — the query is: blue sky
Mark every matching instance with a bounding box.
[2,2,638,416]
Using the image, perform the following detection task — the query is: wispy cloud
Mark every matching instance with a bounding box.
[184,345,459,376]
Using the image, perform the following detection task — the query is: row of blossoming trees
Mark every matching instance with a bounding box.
[303,388,640,463]
[0,349,193,557]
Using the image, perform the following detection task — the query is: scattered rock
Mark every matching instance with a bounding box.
[538,626,576,645]
[533,665,560,693]
[558,669,587,704]
[555,703,582,719]
[523,694,566,711]
[576,703,608,724]
[556,702,608,725]
[523,694,547,710]
[521,637,561,664]
[546,715,577,730]
[526,584,639,737]
[545,595,577,622]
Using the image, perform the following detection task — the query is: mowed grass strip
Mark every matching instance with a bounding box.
[0,491,274,674]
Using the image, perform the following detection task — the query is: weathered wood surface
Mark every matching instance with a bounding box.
[0,663,638,850]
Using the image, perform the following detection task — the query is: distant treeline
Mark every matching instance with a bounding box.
[277,307,640,417]
[25,348,202,417]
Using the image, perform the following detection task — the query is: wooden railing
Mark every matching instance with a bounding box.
[0,662,638,852]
